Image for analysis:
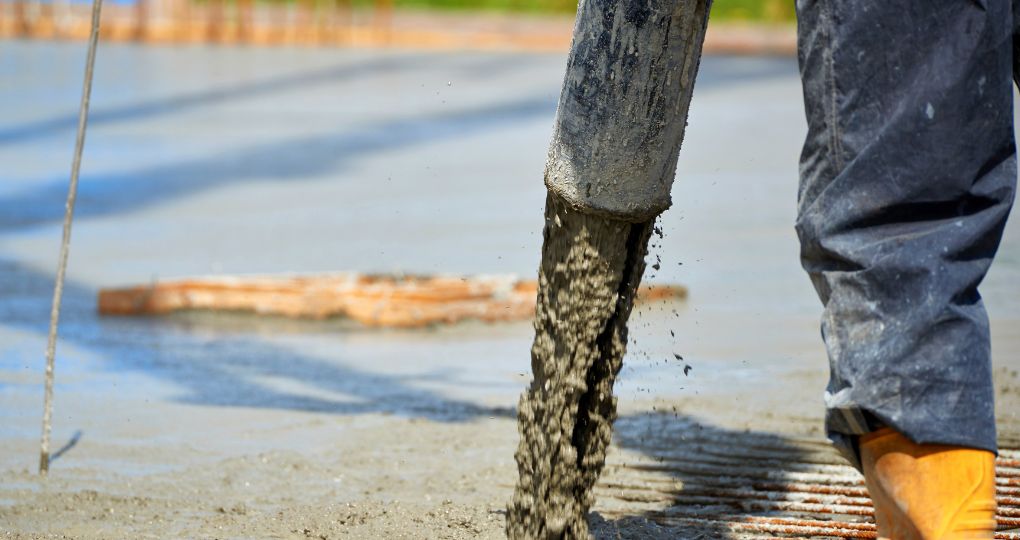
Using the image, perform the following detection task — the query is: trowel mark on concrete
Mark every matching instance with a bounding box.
[507,194,652,540]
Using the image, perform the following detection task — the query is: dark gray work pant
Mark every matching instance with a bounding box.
[795,0,1018,468]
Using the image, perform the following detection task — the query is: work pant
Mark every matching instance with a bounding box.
[795,0,1018,468]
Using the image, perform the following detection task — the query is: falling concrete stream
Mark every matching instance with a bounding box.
[507,195,653,539]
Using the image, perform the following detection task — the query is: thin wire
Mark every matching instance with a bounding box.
[39,0,104,476]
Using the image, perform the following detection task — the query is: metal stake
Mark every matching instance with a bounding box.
[40,0,103,476]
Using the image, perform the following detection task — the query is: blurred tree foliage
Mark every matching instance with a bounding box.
[710,0,794,21]
[389,0,795,22]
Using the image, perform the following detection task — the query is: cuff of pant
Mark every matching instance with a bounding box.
[826,408,889,472]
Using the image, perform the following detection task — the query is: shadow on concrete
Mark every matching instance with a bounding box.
[694,55,797,91]
[0,51,793,148]
[0,52,797,232]
[0,258,514,422]
[591,411,839,539]
[0,51,546,147]
[50,430,83,463]
[0,92,557,230]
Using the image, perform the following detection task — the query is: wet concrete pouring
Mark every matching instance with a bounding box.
[3,42,1020,539]
[507,195,653,539]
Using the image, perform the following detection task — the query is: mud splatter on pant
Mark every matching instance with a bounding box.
[795,0,1018,468]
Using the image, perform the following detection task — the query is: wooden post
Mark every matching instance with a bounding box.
[53,0,71,37]
[335,0,351,44]
[296,0,312,43]
[13,0,28,37]
[176,0,192,42]
[134,0,148,40]
[206,0,223,42]
[237,0,253,43]
[373,0,392,44]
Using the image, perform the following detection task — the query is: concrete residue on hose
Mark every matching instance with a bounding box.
[507,193,652,540]
[544,0,712,222]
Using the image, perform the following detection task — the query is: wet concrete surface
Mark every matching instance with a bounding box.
[0,41,1018,537]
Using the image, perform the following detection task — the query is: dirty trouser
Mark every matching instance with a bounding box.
[795,0,1018,468]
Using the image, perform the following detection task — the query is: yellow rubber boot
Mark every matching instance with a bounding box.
[859,427,997,540]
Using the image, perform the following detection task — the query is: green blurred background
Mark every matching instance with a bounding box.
[390,0,795,22]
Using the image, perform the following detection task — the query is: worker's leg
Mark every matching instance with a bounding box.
[796,3,1015,535]
[795,0,1016,466]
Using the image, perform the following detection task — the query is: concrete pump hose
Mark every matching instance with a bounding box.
[544,0,713,222]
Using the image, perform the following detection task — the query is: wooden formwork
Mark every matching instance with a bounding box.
[98,273,687,328]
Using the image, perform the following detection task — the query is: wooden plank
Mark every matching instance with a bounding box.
[97,273,687,328]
